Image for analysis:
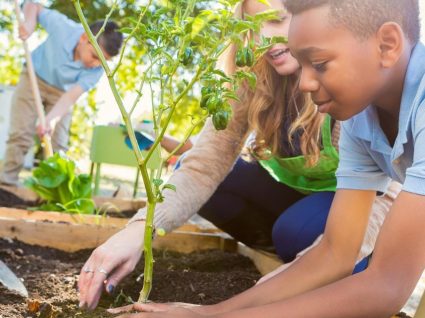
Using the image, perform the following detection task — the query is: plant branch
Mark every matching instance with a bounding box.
[112,0,153,76]
[165,114,208,161]
[95,1,117,40]
[144,61,205,164]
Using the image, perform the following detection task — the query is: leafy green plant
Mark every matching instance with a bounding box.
[72,0,282,303]
[24,152,95,214]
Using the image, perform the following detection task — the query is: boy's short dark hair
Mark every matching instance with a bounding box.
[89,20,123,57]
[283,0,420,44]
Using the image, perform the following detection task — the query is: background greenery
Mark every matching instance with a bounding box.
[0,0,204,161]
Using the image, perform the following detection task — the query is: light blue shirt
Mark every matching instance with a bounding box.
[336,42,425,195]
[31,8,103,92]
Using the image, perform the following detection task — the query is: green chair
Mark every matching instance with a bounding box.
[89,125,161,197]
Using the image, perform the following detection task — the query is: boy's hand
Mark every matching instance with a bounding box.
[108,303,209,318]
[18,22,36,41]
[36,121,51,139]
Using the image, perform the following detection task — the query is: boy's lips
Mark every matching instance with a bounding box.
[315,100,332,113]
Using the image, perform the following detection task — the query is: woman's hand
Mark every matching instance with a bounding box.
[78,221,146,310]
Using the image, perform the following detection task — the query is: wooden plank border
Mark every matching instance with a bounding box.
[0,207,281,275]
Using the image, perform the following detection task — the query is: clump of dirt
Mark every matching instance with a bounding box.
[0,238,260,318]
[0,188,37,209]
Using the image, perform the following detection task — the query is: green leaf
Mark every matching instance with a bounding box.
[162,184,176,192]
[153,178,164,187]
[223,91,241,102]
[191,10,218,39]
[252,9,280,23]
[256,0,271,6]
[235,71,257,89]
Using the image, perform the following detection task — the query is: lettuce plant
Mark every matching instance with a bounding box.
[24,152,95,214]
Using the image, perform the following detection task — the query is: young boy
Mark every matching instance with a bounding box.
[106,0,425,317]
[0,2,123,186]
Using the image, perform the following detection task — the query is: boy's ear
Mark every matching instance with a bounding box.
[79,33,89,43]
[376,22,404,68]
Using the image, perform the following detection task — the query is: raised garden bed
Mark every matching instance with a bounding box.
[0,186,282,317]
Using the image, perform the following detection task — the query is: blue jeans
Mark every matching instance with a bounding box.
[197,157,369,274]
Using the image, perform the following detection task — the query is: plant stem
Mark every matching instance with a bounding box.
[138,200,156,302]
[72,0,155,204]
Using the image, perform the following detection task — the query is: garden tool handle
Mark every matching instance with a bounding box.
[14,0,53,158]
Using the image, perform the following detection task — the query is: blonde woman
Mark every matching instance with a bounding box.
[78,0,398,311]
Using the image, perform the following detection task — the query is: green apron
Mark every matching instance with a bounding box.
[259,115,339,194]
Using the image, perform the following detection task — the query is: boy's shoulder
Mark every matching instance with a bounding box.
[39,8,82,35]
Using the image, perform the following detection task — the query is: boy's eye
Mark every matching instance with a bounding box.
[312,61,328,72]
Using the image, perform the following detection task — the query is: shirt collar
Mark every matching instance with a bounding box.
[397,42,425,146]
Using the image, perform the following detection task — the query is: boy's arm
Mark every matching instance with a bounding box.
[19,2,43,40]
[160,135,193,155]
[204,188,376,314]
[219,190,425,318]
[38,85,84,137]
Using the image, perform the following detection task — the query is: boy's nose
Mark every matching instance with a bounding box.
[298,68,319,93]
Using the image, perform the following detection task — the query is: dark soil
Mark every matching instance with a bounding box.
[0,238,261,318]
[0,188,38,209]
[103,210,136,219]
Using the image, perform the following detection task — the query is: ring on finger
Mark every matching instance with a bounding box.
[98,268,108,276]
[83,267,94,273]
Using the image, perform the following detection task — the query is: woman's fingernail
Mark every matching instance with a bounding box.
[107,284,115,294]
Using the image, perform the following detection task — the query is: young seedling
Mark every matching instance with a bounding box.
[72,0,283,303]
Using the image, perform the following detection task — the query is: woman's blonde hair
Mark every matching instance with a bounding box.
[224,1,325,166]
